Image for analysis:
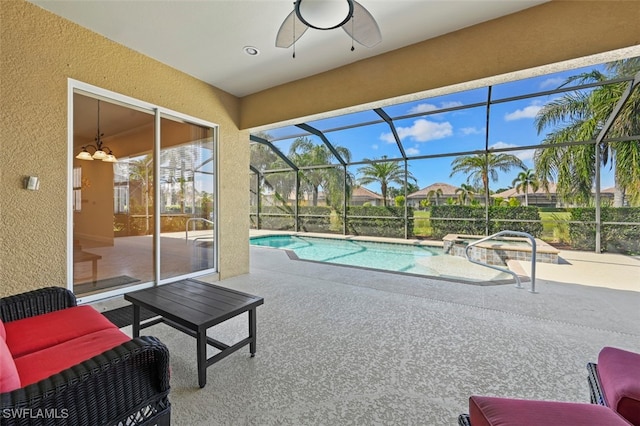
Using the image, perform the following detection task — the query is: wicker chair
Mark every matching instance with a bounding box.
[0,287,171,426]
[587,346,640,426]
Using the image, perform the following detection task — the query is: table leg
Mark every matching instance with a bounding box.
[249,308,256,357]
[197,329,207,388]
[132,305,141,338]
[91,259,98,283]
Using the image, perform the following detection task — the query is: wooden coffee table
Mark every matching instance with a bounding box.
[124,279,264,388]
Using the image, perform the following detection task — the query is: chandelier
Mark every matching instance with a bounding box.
[76,100,117,162]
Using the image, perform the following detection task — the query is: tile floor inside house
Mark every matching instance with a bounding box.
[93,245,640,425]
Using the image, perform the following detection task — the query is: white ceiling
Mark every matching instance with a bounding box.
[29,0,548,97]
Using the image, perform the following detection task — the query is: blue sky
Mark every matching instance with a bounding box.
[260,60,622,194]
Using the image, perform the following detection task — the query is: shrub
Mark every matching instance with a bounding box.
[298,206,333,233]
[569,208,640,254]
[346,206,413,238]
[428,205,542,239]
[256,206,295,230]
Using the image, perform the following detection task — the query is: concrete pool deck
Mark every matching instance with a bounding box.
[92,231,640,424]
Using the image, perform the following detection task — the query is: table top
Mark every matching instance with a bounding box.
[124,279,263,330]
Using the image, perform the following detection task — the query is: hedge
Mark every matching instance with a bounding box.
[298,206,334,233]
[253,206,296,231]
[253,205,414,237]
[428,206,543,239]
[345,206,413,238]
[569,208,640,254]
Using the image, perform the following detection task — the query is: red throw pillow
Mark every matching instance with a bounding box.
[0,318,5,341]
[0,337,20,393]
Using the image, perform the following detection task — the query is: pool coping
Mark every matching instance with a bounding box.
[250,232,530,287]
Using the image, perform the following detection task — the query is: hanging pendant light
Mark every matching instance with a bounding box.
[76,100,117,162]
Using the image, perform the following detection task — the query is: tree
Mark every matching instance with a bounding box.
[250,135,295,208]
[128,155,154,234]
[534,58,640,206]
[357,156,417,207]
[455,183,475,206]
[512,169,540,206]
[427,188,443,206]
[450,153,526,206]
[289,137,351,206]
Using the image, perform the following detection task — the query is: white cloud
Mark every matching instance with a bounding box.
[409,103,437,114]
[490,142,535,161]
[405,146,420,155]
[441,101,463,109]
[371,144,379,150]
[380,119,453,143]
[408,101,463,114]
[460,126,484,135]
[540,77,564,89]
[504,102,543,121]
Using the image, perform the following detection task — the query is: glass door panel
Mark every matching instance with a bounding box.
[72,93,155,296]
[159,115,215,280]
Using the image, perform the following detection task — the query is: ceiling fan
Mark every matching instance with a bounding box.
[276,0,382,53]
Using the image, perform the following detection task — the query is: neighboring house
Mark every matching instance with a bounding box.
[492,183,616,207]
[348,186,384,206]
[407,183,459,208]
[314,186,384,206]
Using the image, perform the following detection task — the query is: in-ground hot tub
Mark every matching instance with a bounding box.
[442,234,560,265]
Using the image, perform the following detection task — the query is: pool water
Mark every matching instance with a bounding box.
[251,235,440,274]
[250,235,514,282]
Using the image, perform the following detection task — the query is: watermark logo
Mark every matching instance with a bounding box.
[1,408,69,419]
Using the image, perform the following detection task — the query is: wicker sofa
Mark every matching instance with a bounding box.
[0,287,170,425]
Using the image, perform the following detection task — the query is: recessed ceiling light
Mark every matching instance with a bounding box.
[243,46,260,56]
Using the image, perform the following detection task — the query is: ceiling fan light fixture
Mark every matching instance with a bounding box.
[296,0,353,30]
[276,0,381,52]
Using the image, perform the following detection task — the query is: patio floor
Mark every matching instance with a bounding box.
[97,241,640,425]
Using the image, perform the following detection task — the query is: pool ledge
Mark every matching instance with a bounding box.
[443,234,560,265]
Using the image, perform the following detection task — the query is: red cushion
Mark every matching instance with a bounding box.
[4,306,118,358]
[0,318,5,340]
[14,328,130,388]
[469,396,631,426]
[598,346,640,426]
[0,337,20,393]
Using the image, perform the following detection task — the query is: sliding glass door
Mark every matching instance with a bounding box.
[159,115,216,280]
[69,81,217,301]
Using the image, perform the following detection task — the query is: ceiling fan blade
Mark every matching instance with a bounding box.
[342,1,382,48]
[275,10,309,48]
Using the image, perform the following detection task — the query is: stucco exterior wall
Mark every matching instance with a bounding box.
[240,1,640,129]
[0,0,247,297]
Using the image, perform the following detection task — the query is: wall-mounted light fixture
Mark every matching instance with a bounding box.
[76,100,117,162]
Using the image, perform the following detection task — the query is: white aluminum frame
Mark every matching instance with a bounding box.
[67,79,219,304]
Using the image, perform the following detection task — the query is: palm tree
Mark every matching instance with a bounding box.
[512,169,540,206]
[455,183,476,206]
[534,58,640,206]
[289,137,351,206]
[427,188,443,206]
[128,155,154,233]
[450,153,526,206]
[357,156,417,206]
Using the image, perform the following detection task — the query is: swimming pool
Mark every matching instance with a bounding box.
[250,235,515,283]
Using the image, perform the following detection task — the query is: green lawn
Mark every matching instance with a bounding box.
[412,210,431,237]
[539,211,571,242]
